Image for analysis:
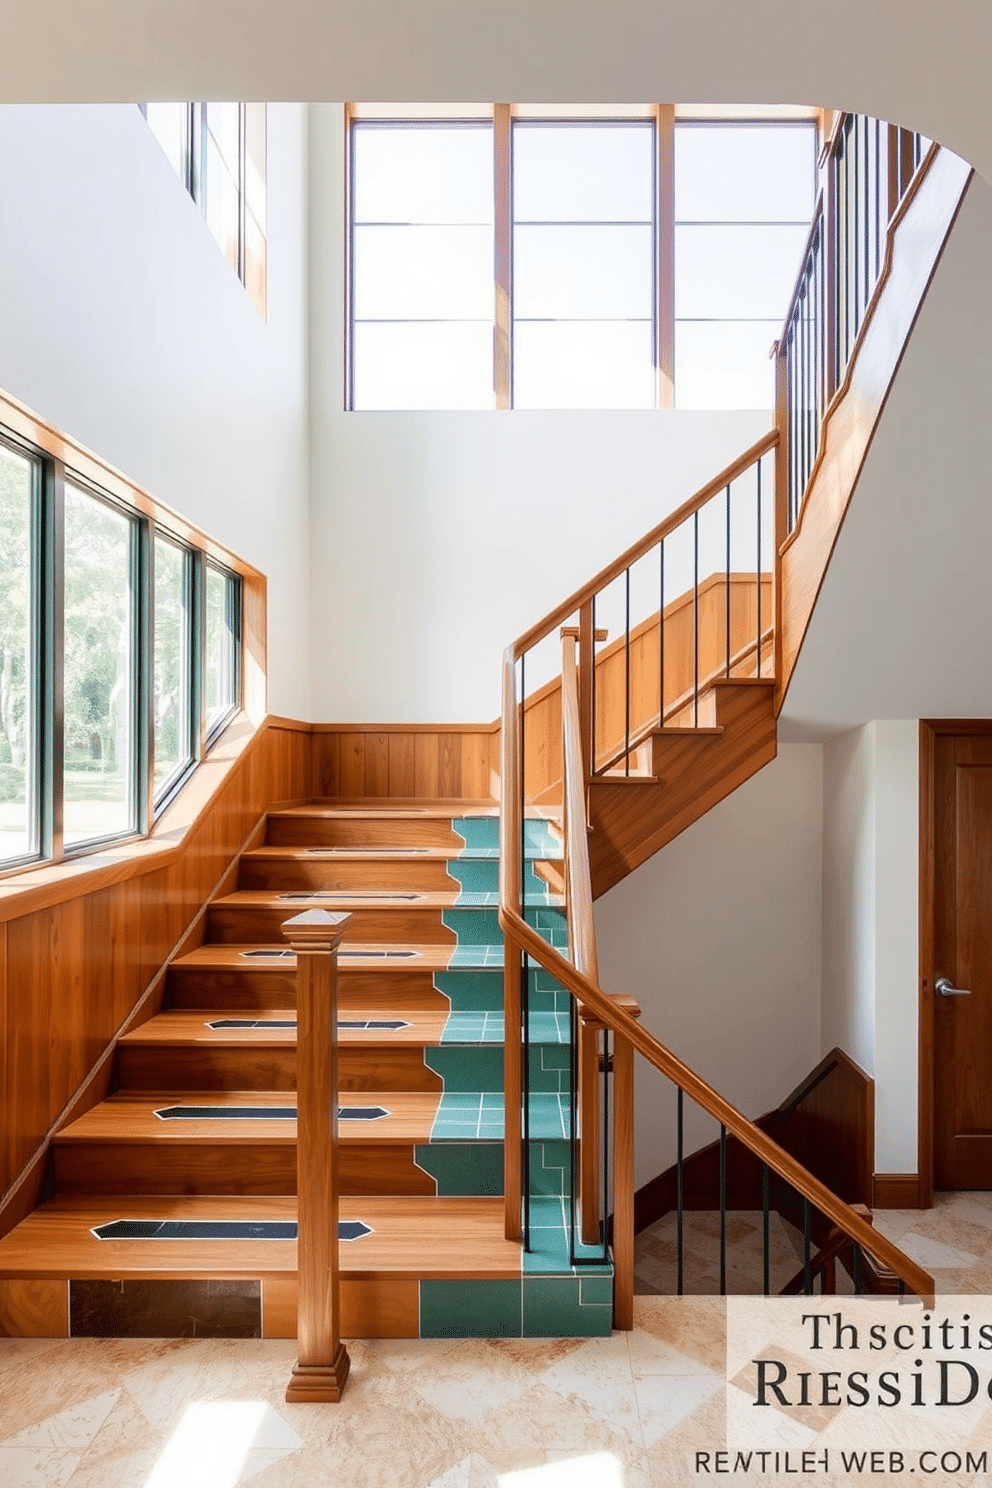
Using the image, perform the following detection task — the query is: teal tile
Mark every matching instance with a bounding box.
[452,817,500,852]
[427,1046,504,1091]
[443,906,502,946]
[528,1140,570,1196]
[522,1276,612,1337]
[435,970,504,1013]
[415,1142,504,1196]
[420,1279,521,1338]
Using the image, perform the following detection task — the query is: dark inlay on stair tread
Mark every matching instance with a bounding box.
[91,1219,372,1241]
[238,948,420,960]
[153,1105,390,1121]
[304,846,432,855]
[205,1018,410,1030]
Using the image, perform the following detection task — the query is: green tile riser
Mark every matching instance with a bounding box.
[441,906,567,949]
[415,1143,504,1196]
[434,969,572,1015]
[452,817,562,856]
[447,857,553,899]
[418,1278,611,1339]
[425,1045,572,1094]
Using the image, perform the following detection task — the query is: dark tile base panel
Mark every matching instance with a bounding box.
[70,1279,261,1338]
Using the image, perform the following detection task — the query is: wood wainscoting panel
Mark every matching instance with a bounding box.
[311,726,498,802]
[0,1279,68,1338]
[634,1047,874,1231]
[262,1276,419,1339]
[0,718,313,1226]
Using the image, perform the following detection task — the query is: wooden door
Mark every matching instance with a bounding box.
[932,731,992,1189]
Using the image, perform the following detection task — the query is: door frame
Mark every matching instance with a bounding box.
[918,718,992,1207]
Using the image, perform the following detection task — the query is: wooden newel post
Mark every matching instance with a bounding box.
[283,908,352,1404]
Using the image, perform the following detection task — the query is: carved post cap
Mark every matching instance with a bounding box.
[281,908,352,952]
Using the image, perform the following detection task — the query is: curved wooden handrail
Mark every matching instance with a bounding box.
[510,430,778,660]
[496,900,934,1303]
[777,190,825,351]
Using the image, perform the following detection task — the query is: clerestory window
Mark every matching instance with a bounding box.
[141,102,268,318]
[347,107,817,412]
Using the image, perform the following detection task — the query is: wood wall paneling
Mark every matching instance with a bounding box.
[872,1174,923,1209]
[310,726,498,803]
[0,719,313,1226]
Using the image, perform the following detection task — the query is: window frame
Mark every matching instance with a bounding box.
[140,101,268,319]
[0,393,253,883]
[0,430,45,871]
[345,104,820,412]
[203,561,242,749]
[151,530,198,814]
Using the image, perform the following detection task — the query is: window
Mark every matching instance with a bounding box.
[153,536,194,801]
[674,122,817,409]
[63,485,139,847]
[350,122,495,409]
[205,564,240,741]
[0,398,247,874]
[512,122,656,409]
[347,107,817,411]
[142,102,268,318]
[0,440,40,867]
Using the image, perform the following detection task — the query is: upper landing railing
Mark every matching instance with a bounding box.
[778,120,933,531]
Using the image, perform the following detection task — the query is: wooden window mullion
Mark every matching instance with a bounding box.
[494,104,512,409]
[656,105,675,409]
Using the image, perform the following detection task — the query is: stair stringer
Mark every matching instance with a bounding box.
[587,678,776,897]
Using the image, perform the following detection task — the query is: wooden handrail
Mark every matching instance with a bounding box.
[500,652,523,1242]
[560,633,597,981]
[776,190,825,352]
[497,902,934,1303]
[510,430,778,660]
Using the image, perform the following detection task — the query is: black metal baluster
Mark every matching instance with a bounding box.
[853,1241,863,1294]
[624,567,631,776]
[719,1123,727,1296]
[725,482,731,677]
[676,1086,684,1295]
[755,459,762,678]
[800,281,807,495]
[762,1163,770,1296]
[693,511,699,726]
[898,1278,906,1298]
[863,114,871,310]
[658,541,665,726]
[803,1197,812,1295]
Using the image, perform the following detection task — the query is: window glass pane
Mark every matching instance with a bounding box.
[244,103,267,225]
[514,224,654,319]
[154,537,191,792]
[513,123,655,222]
[675,321,779,409]
[205,134,240,273]
[206,102,241,171]
[675,123,816,222]
[675,223,812,320]
[63,485,136,846]
[0,443,38,863]
[353,322,494,410]
[144,102,189,184]
[354,225,494,320]
[205,566,238,735]
[245,209,267,319]
[353,124,494,225]
[514,322,655,409]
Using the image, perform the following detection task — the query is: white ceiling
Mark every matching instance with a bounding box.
[779,169,992,741]
[1,2,991,182]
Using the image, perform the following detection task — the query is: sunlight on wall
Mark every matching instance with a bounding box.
[143,1400,302,1488]
[499,1452,625,1487]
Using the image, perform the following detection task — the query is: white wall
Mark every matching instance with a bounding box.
[0,103,312,717]
[594,745,823,1189]
[821,721,919,1174]
[308,104,769,723]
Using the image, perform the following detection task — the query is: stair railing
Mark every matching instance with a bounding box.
[499,652,936,1305]
[777,116,936,538]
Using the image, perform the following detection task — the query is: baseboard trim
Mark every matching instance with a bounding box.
[873,1173,923,1209]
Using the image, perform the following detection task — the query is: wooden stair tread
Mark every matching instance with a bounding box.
[170,943,458,972]
[0,1194,520,1281]
[119,1009,450,1047]
[56,1091,441,1144]
[212,889,533,911]
[268,803,499,821]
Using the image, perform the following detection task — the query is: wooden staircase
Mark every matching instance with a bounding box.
[0,801,621,1340]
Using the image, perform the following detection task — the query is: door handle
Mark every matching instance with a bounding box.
[935,977,972,998]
